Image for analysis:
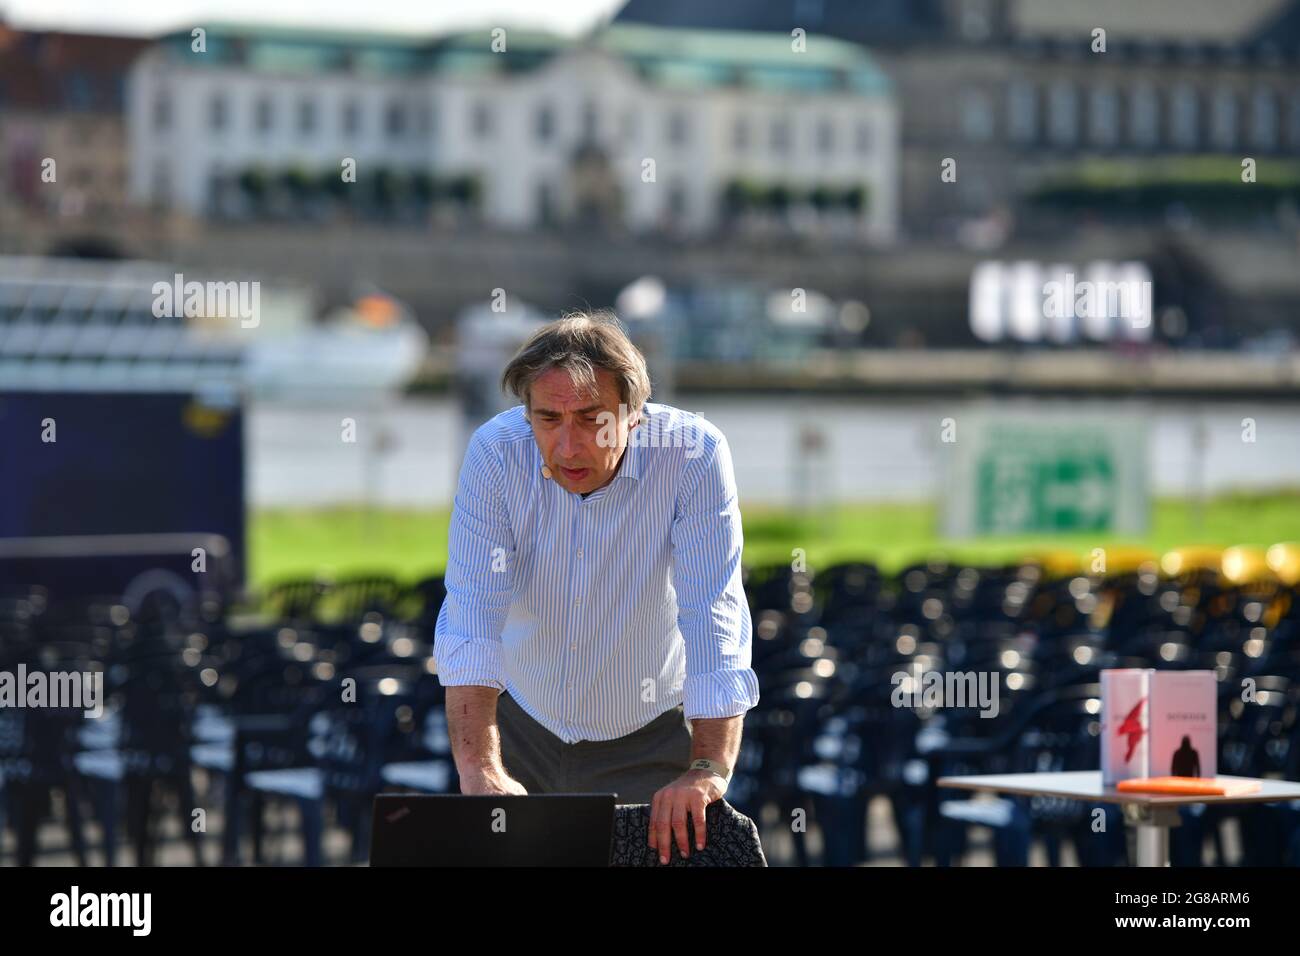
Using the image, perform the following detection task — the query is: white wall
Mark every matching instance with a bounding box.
[247,395,1300,508]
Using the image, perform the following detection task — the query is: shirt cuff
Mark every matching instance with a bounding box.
[682,668,761,721]
[433,637,505,692]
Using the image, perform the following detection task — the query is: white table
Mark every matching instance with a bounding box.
[935,771,1300,867]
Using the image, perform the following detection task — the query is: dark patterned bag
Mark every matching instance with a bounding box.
[609,798,766,866]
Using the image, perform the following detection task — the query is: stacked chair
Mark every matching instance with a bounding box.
[3,538,1299,867]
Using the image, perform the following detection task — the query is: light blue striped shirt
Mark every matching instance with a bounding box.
[433,401,760,743]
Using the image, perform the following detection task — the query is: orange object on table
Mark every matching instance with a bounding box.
[1115,776,1262,796]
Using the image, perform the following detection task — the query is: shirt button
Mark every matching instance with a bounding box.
[576,549,583,558]
[570,642,576,650]
[575,598,581,605]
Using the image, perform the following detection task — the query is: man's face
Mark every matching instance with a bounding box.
[528,367,636,495]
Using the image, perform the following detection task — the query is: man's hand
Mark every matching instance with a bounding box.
[648,769,725,864]
[460,764,529,796]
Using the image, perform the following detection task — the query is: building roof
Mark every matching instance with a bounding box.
[153,22,442,75]
[150,22,576,76]
[593,23,890,93]
[1250,0,1300,45]
[613,0,1300,49]
[0,27,149,112]
[147,21,890,93]
[1010,0,1289,43]
[613,0,943,47]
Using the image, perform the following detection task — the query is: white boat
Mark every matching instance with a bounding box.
[0,255,429,397]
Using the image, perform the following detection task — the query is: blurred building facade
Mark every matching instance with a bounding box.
[125,23,898,241]
[0,26,148,229]
[0,6,1295,353]
[616,0,1300,235]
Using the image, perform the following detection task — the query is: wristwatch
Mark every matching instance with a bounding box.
[689,758,732,782]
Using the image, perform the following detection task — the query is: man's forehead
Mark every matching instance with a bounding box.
[531,369,619,409]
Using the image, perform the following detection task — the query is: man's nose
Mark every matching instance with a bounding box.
[556,421,577,458]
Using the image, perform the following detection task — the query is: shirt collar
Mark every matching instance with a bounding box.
[617,427,642,482]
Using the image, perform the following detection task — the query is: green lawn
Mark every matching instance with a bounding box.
[249,491,1300,587]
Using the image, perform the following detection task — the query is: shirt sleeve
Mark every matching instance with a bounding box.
[670,432,761,721]
[433,426,515,692]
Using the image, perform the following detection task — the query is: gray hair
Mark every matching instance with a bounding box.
[501,311,651,419]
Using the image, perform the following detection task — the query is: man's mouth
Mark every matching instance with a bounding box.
[559,466,589,481]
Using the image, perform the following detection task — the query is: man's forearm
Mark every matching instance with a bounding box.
[688,714,744,772]
[445,685,505,778]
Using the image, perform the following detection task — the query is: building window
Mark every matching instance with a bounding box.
[1047,81,1078,146]
[470,101,492,140]
[732,115,751,152]
[960,170,992,207]
[1249,87,1278,150]
[1007,81,1037,144]
[207,168,225,213]
[1170,85,1199,149]
[209,94,227,132]
[536,180,556,226]
[152,162,171,203]
[63,72,93,110]
[667,110,689,146]
[536,104,555,143]
[961,0,993,40]
[342,100,360,136]
[255,96,273,134]
[856,119,873,155]
[1088,86,1119,147]
[1210,88,1237,149]
[794,0,825,24]
[388,101,407,138]
[961,91,994,143]
[154,92,172,130]
[667,179,688,219]
[816,117,836,154]
[297,97,316,136]
[770,115,791,155]
[1128,83,1159,148]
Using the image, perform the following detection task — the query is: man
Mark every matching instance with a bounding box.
[434,311,760,864]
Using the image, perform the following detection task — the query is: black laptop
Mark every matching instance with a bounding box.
[370,794,617,866]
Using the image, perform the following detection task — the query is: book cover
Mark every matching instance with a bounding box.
[1148,670,1217,779]
[1101,668,1151,786]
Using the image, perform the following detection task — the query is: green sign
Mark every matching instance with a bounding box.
[976,429,1116,533]
[943,407,1148,538]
